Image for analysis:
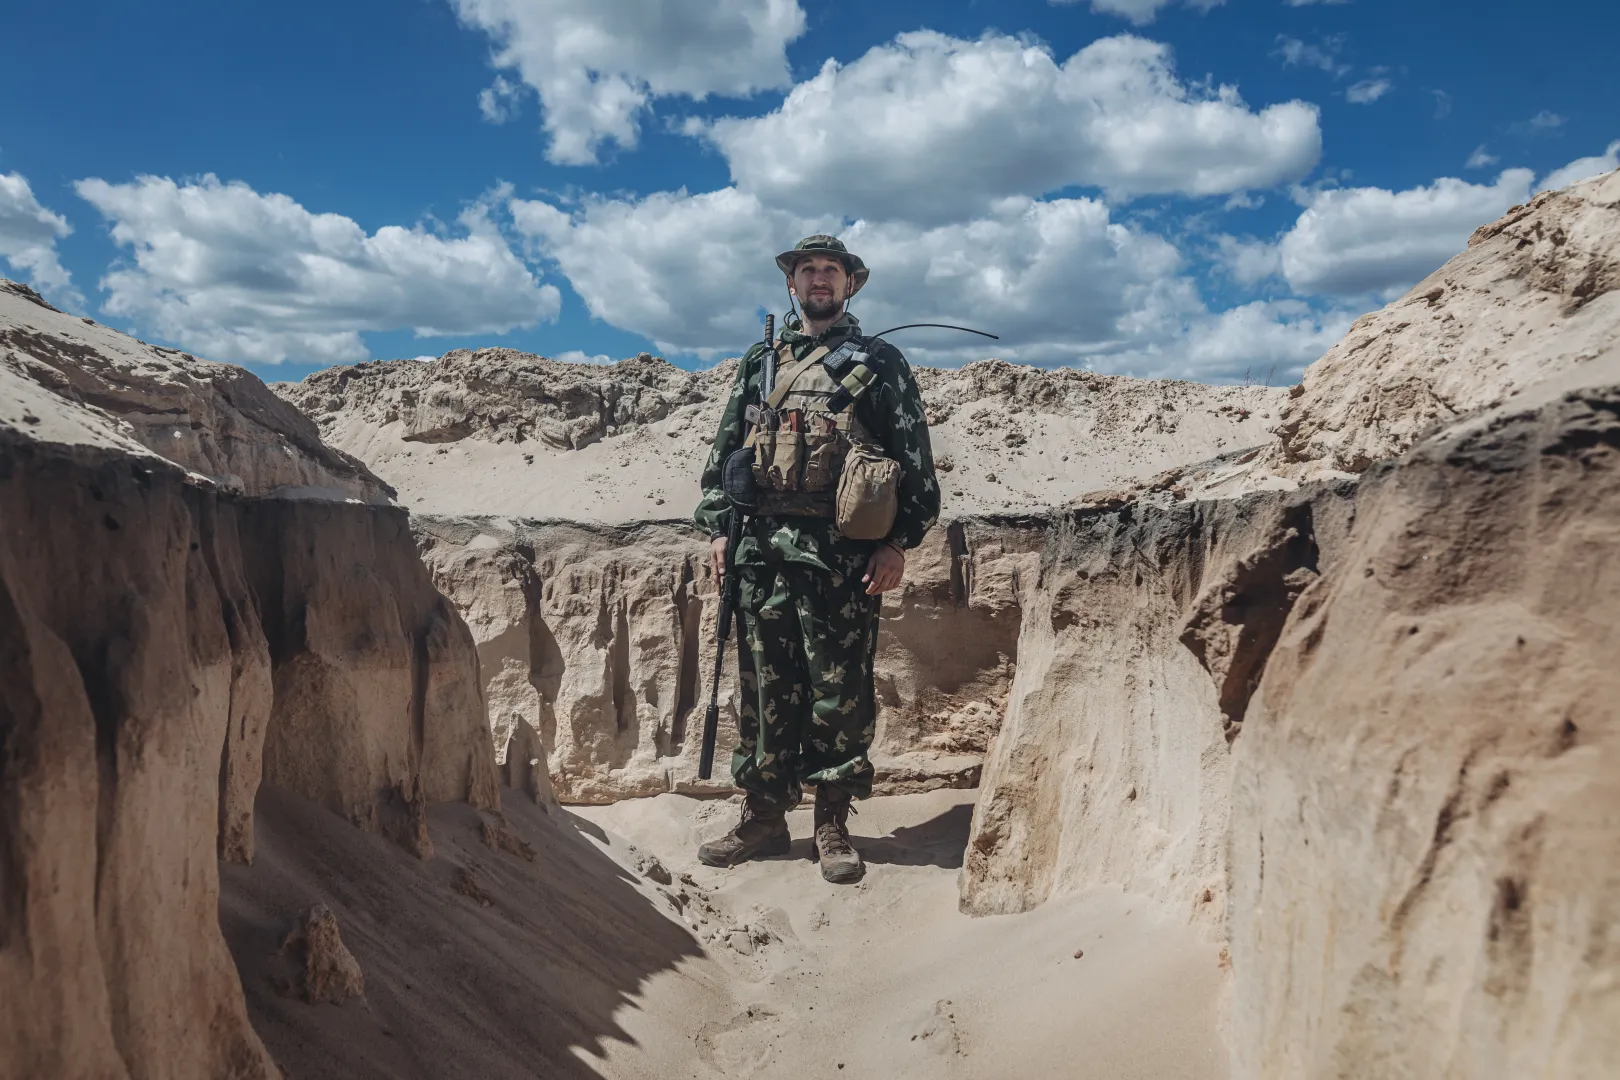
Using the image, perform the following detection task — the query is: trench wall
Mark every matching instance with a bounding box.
[0,433,497,1080]
[415,515,1044,803]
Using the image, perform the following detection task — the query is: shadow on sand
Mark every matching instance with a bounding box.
[219,787,702,1080]
[782,800,974,870]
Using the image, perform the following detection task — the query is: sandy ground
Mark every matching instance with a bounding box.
[221,788,1226,1080]
[574,789,1230,1080]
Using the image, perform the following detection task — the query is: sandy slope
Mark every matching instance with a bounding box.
[576,790,1229,1080]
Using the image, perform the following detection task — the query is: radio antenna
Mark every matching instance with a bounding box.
[869,322,999,340]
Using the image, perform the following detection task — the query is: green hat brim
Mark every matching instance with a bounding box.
[776,247,870,295]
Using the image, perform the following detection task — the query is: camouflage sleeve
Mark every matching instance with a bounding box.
[866,343,940,550]
[693,345,765,537]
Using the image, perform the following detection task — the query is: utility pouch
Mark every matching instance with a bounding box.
[835,442,900,540]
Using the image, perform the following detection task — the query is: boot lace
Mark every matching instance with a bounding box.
[817,803,856,856]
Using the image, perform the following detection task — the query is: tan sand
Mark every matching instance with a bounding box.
[218,787,1226,1080]
[279,352,1284,524]
[575,789,1229,1080]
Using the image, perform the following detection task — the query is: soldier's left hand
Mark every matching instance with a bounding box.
[863,543,905,594]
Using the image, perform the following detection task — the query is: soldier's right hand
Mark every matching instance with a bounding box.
[711,535,728,582]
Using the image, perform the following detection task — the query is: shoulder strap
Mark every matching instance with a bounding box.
[765,344,831,409]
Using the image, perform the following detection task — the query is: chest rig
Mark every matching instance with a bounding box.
[742,338,880,517]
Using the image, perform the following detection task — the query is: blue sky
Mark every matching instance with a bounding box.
[2,0,1616,384]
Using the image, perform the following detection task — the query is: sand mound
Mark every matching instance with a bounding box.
[1257,169,1620,481]
[274,349,1282,521]
[1226,381,1620,1078]
[961,174,1620,1075]
[1,281,385,502]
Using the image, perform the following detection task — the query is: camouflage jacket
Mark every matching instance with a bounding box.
[694,312,940,551]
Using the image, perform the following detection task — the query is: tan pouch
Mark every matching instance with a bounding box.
[767,430,802,488]
[801,430,842,492]
[835,442,900,540]
[748,427,775,487]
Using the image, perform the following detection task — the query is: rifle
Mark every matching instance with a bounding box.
[699,314,774,780]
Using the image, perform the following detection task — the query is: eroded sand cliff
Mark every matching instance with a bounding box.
[0,281,496,1079]
[414,514,1040,802]
[959,169,1620,1075]
[1229,382,1620,1078]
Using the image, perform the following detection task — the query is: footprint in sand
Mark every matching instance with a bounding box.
[903,998,965,1058]
[696,1004,783,1076]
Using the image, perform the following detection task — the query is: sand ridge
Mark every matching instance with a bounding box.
[276,350,1284,523]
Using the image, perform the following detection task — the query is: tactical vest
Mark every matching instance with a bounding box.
[745,342,876,517]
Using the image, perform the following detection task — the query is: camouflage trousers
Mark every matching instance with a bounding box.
[729,518,882,812]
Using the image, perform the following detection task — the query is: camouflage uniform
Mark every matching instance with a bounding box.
[694,311,940,812]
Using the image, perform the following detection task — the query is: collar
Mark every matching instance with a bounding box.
[778,311,863,349]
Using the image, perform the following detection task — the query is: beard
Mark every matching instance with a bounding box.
[799,292,842,320]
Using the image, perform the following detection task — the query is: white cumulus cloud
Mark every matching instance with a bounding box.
[511,183,1332,380]
[1466,145,1499,169]
[511,186,832,359]
[1277,169,1534,297]
[1213,234,1283,286]
[449,0,805,165]
[694,32,1322,224]
[1539,140,1620,194]
[1512,110,1566,134]
[75,175,559,366]
[1177,300,1354,382]
[839,197,1196,367]
[0,172,82,307]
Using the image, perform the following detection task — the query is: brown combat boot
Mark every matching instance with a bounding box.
[697,796,791,867]
[813,785,864,884]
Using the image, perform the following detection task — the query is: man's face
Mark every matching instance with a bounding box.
[789,255,850,319]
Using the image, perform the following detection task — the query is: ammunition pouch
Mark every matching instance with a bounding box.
[747,425,843,495]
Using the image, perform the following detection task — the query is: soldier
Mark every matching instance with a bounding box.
[693,235,940,883]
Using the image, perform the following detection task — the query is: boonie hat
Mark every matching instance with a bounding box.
[775,235,870,295]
